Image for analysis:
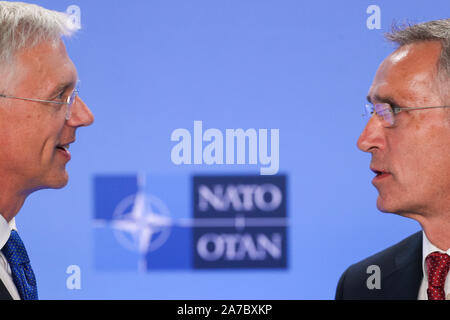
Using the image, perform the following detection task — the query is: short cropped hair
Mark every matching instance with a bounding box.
[385,19,450,78]
[0,1,78,65]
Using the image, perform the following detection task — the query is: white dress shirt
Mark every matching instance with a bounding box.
[417,231,450,300]
[0,215,21,300]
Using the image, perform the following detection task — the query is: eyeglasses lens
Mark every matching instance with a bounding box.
[374,103,394,127]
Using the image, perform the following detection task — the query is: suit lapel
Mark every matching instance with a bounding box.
[0,278,13,300]
[383,232,423,299]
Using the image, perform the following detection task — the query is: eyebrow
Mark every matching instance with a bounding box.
[366,94,402,107]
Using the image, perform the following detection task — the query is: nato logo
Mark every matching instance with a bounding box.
[93,174,287,271]
[193,175,287,269]
[93,174,191,271]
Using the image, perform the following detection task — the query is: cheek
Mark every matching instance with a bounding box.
[423,147,450,188]
[0,104,66,163]
[395,132,450,191]
[0,119,56,163]
[387,133,430,190]
[0,131,39,163]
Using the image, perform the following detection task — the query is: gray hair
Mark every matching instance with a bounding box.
[0,1,78,65]
[385,19,450,80]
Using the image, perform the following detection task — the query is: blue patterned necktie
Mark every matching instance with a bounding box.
[1,230,38,300]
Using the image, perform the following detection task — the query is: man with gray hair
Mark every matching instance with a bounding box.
[335,18,450,300]
[0,2,94,300]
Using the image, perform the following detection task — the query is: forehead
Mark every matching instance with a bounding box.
[12,39,78,93]
[369,41,442,105]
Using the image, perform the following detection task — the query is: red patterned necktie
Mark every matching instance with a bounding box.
[426,251,450,300]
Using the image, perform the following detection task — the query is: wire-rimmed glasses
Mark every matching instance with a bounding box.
[364,103,450,127]
[0,82,80,120]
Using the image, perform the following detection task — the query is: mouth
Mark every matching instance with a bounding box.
[56,140,74,160]
[370,167,392,181]
[56,144,70,152]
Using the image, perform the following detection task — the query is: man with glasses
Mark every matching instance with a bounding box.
[336,19,450,300]
[0,2,94,299]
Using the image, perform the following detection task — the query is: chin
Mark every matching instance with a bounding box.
[376,196,420,218]
[376,196,397,214]
[53,174,69,189]
[52,179,69,189]
[41,171,69,190]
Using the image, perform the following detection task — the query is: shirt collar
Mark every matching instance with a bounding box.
[422,231,450,282]
[0,215,17,250]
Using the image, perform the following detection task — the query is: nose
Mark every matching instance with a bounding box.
[357,115,385,153]
[67,97,94,127]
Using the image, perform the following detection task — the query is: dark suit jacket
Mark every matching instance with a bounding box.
[0,279,12,300]
[335,231,423,300]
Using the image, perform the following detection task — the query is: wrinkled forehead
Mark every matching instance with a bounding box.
[383,42,440,77]
[369,41,443,104]
[9,39,78,94]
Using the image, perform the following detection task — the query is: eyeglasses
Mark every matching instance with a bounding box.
[0,82,80,120]
[364,103,450,127]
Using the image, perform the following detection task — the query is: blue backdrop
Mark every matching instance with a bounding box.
[14,0,448,299]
